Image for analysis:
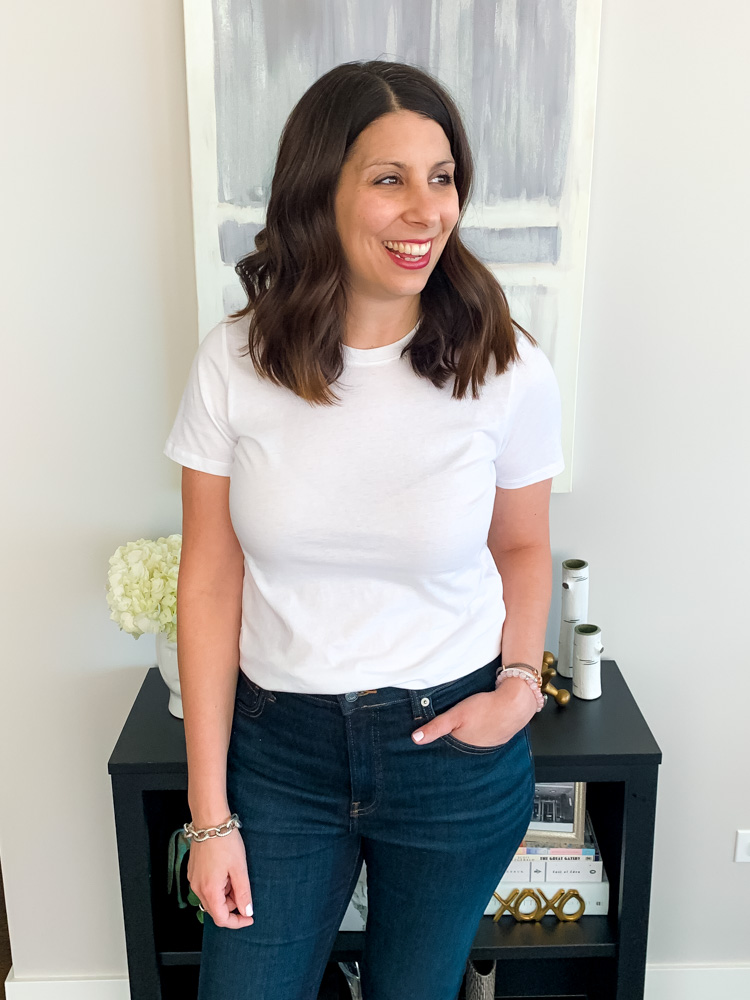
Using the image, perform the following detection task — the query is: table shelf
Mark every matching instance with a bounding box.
[109,660,661,999]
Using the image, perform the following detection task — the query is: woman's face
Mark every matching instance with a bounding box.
[334,110,460,305]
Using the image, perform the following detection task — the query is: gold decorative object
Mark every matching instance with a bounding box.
[541,650,571,706]
[523,782,587,846]
[491,886,586,922]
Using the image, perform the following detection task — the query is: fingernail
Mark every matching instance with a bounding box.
[245,903,253,916]
[413,731,424,742]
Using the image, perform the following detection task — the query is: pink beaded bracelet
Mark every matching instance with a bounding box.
[495,665,546,713]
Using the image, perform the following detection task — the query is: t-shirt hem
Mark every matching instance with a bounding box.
[240,625,506,693]
[495,459,565,489]
[163,442,232,477]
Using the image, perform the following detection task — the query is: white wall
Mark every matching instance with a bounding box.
[552,0,750,970]
[0,0,197,982]
[1,0,747,993]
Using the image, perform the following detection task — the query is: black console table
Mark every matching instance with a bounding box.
[108,660,661,999]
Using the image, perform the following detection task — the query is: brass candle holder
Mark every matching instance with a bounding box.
[540,650,571,707]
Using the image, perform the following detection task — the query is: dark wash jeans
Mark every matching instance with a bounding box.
[197,654,535,1000]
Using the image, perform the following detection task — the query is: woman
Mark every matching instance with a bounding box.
[164,59,564,1000]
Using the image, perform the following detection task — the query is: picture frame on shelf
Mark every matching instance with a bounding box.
[522,782,587,846]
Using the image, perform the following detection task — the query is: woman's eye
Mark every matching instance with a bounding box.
[375,173,455,186]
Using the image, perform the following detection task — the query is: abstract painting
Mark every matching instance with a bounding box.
[183,0,603,490]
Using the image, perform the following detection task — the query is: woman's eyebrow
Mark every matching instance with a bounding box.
[363,159,455,170]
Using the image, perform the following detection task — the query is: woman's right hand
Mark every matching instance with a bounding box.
[186,828,254,929]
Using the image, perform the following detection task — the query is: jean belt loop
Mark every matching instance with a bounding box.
[409,688,424,722]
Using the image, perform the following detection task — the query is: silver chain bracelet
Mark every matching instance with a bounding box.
[183,812,242,843]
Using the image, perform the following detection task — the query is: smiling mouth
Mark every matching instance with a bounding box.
[382,239,432,261]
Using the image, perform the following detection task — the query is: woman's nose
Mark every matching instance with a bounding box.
[401,184,440,227]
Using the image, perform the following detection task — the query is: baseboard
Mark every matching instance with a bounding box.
[5,962,750,999]
[645,963,750,1000]
[4,967,130,999]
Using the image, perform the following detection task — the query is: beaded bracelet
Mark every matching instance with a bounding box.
[501,662,541,680]
[497,661,542,686]
[495,664,546,713]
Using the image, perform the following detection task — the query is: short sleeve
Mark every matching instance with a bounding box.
[494,337,565,488]
[163,320,237,476]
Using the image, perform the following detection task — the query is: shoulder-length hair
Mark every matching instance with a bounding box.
[228,59,534,405]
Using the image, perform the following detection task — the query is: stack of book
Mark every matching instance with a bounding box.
[484,812,610,918]
[339,813,609,931]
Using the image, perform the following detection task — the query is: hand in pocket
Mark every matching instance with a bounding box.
[411,686,536,747]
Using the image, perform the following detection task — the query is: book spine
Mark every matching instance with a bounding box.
[514,851,600,859]
[505,858,604,882]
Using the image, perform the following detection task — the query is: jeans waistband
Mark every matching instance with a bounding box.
[298,654,502,716]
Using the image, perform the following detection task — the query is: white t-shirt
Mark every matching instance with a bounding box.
[163,315,564,693]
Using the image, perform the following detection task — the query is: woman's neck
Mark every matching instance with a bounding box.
[341,297,420,350]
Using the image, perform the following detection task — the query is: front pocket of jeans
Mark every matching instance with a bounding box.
[428,670,512,754]
[234,674,267,719]
[439,731,514,755]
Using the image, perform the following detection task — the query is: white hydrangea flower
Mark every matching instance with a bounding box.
[106,534,181,642]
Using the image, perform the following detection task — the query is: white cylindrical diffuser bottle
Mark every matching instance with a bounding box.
[572,624,604,699]
[557,559,589,678]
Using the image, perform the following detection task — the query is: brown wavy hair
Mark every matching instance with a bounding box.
[228,59,534,405]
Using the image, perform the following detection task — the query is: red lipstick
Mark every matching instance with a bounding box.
[382,242,433,270]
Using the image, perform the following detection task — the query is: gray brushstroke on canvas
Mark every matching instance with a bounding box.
[218,221,265,265]
[219,218,559,266]
[213,0,575,209]
[222,280,557,360]
[461,226,560,263]
[213,0,433,207]
[471,0,575,203]
[505,284,557,363]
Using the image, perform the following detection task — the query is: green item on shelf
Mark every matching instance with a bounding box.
[167,828,191,906]
[167,828,205,924]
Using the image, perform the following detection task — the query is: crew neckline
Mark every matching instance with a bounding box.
[342,321,419,366]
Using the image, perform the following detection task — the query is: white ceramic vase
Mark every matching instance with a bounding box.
[156,632,183,719]
[572,624,604,700]
[558,559,590,678]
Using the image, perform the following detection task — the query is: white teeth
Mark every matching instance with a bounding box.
[383,240,430,257]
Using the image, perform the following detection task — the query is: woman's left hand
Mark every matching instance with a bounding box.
[411,677,538,747]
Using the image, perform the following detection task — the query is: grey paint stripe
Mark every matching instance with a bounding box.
[219,219,560,266]
[213,0,576,208]
[460,226,561,264]
[218,221,265,266]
